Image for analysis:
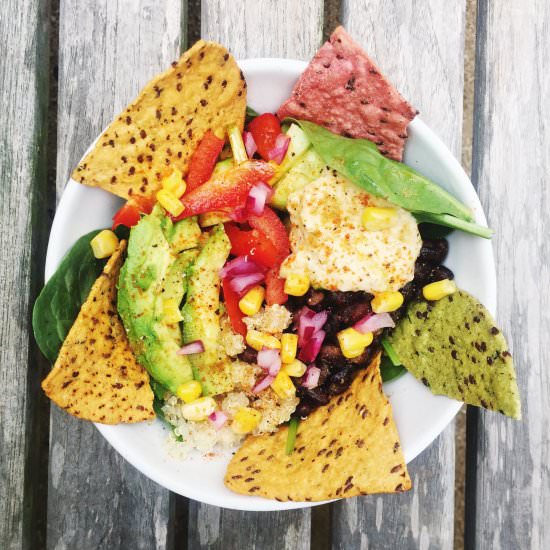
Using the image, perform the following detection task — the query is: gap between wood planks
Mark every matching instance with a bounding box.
[31,0,478,548]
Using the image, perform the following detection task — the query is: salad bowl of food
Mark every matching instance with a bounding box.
[35,28,519,511]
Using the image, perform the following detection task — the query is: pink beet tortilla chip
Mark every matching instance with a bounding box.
[277,26,417,161]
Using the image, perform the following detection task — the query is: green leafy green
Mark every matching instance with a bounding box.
[32,231,108,363]
[290,120,492,239]
[380,355,407,382]
[245,105,259,123]
[285,417,300,455]
[419,222,454,240]
[382,336,402,366]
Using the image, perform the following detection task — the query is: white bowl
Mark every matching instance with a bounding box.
[46,58,496,511]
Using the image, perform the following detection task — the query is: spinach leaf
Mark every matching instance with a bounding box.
[380,355,407,382]
[291,120,492,238]
[32,230,107,363]
[245,105,259,123]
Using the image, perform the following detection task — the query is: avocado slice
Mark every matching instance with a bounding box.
[271,123,312,183]
[159,211,201,253]
[181,224,233,396]
[118,207,197,393]
[271,148,327,209]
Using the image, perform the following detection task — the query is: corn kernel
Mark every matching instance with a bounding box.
[156,189,184,217]
[180,396,216,421]
[176,380,203,403]
[280,333,298,364]
[422,278,457,301]
[245,330,281,351]
[361,207,398,231]
[238,285,265,316]
[232,407,262,434]
[163,298,183,323]
[283,359,307,378]
[162,168,186,198]
[337,328,374,359]
[90,230,119,259]
[283,273,310,296]
[371,291,404,313]
[271,371,296,400]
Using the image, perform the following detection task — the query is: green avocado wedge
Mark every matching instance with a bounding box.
[388,291,521,419]
[181,224,233,396]
[290,120,492,239]
[117,207,196,394]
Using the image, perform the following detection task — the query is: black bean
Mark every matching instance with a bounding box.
[418,239,449,265]
[238,347,257,364]
[400,281,420,304]
[295,399,316,418]
[428,265,455,283]
[300,387,330,405]
[317,363,331,385]
[306,289,326,310]
[327,367,354,396]
[414,260,433,283]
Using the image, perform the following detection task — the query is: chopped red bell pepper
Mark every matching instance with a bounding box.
[247,113,282,161]
[224,223,280,268]
[265,266,288,305]
[186,130,225,193]
[112,195,155,229]
[221,279,247,336]
[247,206,290,263]
[173,160,275,220]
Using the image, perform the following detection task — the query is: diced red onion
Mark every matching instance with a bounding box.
[298,330,326,363]
[208,411,228,430]
[257,348,281,376]
[297,307,328,347]
[176,340,205,355]
[243,131,257,158]
[301,365,321,389]
[228,272,265,295]
[267,133,291,164]
[246,181,273,216]
[252,374,275,394]
[219,255,265,279]
[354,312,395,334]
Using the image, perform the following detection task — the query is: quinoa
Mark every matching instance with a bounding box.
[243,304,293,335]
[220,315,246,356]
[252,390,299,434]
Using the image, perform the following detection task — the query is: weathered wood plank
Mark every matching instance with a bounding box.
[0,1,50,548]
[186,2,324,548]
[468,1,550,548]
[332,2,466,548]
[47,2,185,548]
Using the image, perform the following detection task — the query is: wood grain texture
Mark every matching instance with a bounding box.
[48,1,184,548]
[468,1,550,548]
[0,1,50,548]
[185,2,324,548]
[332,1,466,548]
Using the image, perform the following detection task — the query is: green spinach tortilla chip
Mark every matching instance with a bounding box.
[388,290,521,419]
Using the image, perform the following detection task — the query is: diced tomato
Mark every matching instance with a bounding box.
[173,160,275,220]
[247,207,290,263]
[265,267,288,305]
[112,195,155,229]
[248,113,282,161]
[221,279,247,336]
[225,224,280,267]
[186,130,225,193]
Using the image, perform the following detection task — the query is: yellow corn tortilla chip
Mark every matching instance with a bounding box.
[225,355,411,501]
[42,241,155,424]
[72,40,246,200]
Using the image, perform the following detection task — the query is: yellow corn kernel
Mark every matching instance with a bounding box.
[371,291,404,313]
[90,230,119,259]
[361,206,398,231]
[337,328,374,359]
[271,371,297,400]
[163,298,183,323]
[238,286,265,316]
[156,189,184,217]
[283,359,307,378]
[280,333,298,364]
[232,407,262,434]
[180,396,216,421]
[245,330,281,351]
[176,380,203,403]
[162,168,186,198]
[422,278,457,301]
[283,273,310,296]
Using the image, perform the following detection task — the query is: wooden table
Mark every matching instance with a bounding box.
[1,1,548,548]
